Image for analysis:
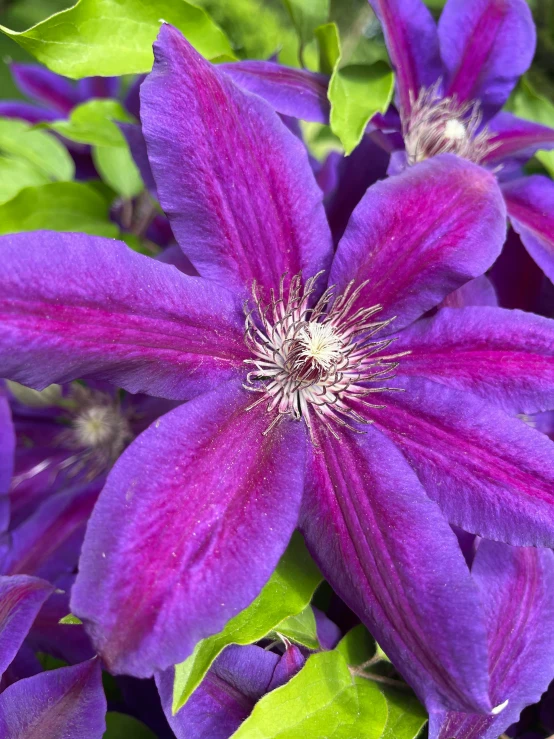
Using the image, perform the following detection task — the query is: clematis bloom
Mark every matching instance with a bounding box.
[1,26,554,716]
[368,0,554,282]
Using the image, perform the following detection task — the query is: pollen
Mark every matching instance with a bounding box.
[443,118,467,142]
[296,323,343,371]
[243,273,408,442]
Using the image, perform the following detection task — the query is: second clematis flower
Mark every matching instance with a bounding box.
[368,0,554,282]
[1,25,554,717]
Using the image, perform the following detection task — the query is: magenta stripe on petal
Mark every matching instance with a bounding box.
[71,381,306,677]
[141,25,332,299]
[301,422,490,714]
[331,155,506,330]
[368,0,442,117]
[0,575,53,679]
[429,543,554,739]
[373,377,554,547]
[220,61,330,123]
[439,0,536,116]
[0,658,106,739]
[395,306,554,414]
[0,231,247,401]
[503,175,554,284]
[484,112,554,163]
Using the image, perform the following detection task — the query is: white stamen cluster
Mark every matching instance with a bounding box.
[403,83,498,166]
[243,273,407,442]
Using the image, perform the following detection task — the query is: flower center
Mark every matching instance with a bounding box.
[403,84,497,166]
[243,273,408,441]
[9,382,133,489]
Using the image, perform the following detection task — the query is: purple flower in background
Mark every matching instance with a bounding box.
[1,25,554,717]
[0,658,106,739]
[0,63,121,125]
[368,0,554,282]
[430,541,554,739]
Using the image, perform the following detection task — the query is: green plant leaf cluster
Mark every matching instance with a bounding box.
[172,532,322,714]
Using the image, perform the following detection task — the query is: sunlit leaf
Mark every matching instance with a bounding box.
[273,605,319,649]
[0,0,234,78]
[104,712,156,738]
[44,99,132,148]
[172,532,322,714]
[0,181,118,237]
[329,59,394,154]
[230,650,388,739]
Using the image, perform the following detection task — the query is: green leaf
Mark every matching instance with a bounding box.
[336,627,427,739]
[45,99,133,148]
[0,181,119,237]
[93,145,143,199]
[329,60,394,154]
[194,0,297,61]
[315,21,340,75]
[230,651,388,739]
[282,0,329,50]
[379,688,427,739]
[58,613,83,625]
[0,156,50,206]
[273,605,319,649]
[337,624,376,667]
[103,712,156,739]
[0,118,74,181]
[0,0,234,78]
[172,532,322,714]
[37,653,68,671]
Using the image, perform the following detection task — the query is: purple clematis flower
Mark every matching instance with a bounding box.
[157,642,307,739]
[0,658,106,739]
[1,25,554,716]
[367,0,554,282]
[429,541,554,739]
[0,63,120,125]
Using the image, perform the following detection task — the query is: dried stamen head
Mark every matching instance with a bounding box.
[403,84,498,166]
[243,273,408,441]
[10,383,133,489]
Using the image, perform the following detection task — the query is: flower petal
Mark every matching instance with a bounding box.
[267,644,305,691]
[440,275,498,308]
[430,543,554,739]
[325,134,390,245]
[76,76,121,102]
[25,575,95,666]
[503,175,554,283]
[373,377,554,546]
[300,423,490,713]
[0,101,60,124]
[157,644,279,739]
[439,0,535,116]
[484,112,554,163]
[330,155,506,330]
[0,658,106,739]
[220,61,330,123]
[0,231,247,401]
[0,398,14,531]
[0,575,53,679]
[10,63,81,114]
[2,481,101,581]
[368,0,442,116]
[71,381,306,677]
[141,25,332,298]
[395,306,554,414]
